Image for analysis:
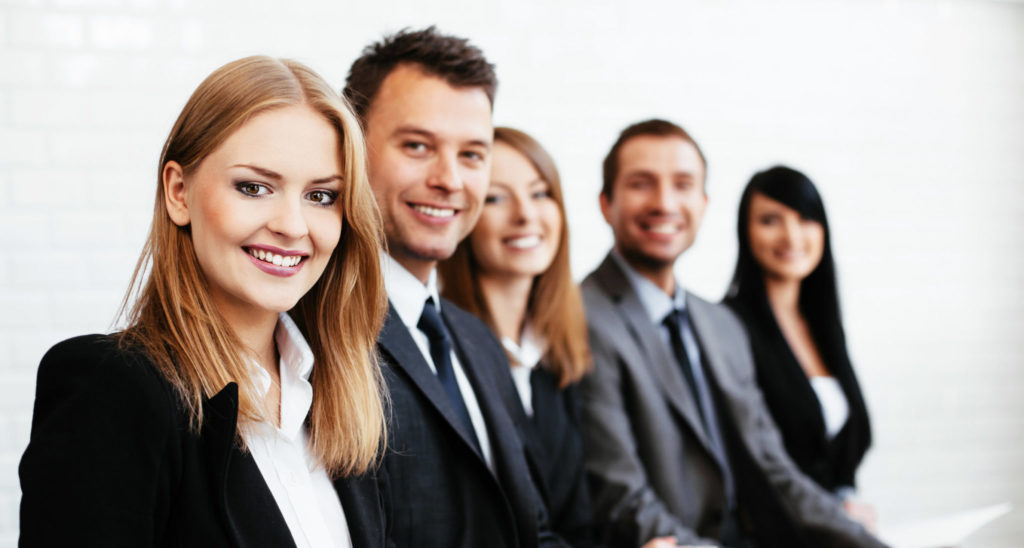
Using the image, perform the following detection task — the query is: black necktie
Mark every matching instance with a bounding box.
[418,298,481,453]
[663,308,709,430]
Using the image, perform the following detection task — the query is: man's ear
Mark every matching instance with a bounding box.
[599,191,612,226]
[163,161,190,227]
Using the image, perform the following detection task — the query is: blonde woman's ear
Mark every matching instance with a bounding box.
[163,161,191,226]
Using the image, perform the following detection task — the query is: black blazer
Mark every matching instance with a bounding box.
[725,299,872,493]
[520,368,594,547]
[19,334,388,548]
[376,300,566,548]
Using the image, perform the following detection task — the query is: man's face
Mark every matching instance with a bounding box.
[600,135,708,273]
[362,64,493,281]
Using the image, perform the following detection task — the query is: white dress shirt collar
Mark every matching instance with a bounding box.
[611,249,687,324]
[249,312,315,439]
[382,253,443,329]
[502,324,546,417]
[245,312,352,548]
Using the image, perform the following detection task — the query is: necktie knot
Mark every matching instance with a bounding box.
[663,307,687,332]
[418,298,450,345]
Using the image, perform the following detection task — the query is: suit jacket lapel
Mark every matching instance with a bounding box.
[377,303,485,460]
[334,473,386,548]
[594,255,717,456]
[202,383,295,548]
[443,303,539,547]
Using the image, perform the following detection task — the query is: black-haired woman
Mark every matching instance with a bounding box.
[724,165,876,530]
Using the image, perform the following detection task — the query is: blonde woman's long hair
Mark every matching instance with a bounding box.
[118,56,387,477]
[439,127,591,387]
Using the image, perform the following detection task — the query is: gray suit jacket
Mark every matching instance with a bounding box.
[579,253,885,547]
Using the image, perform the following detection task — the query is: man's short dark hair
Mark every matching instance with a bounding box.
[343,26,497,121]
[601,119,708,198]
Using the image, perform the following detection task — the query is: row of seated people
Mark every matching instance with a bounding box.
[19,26,881,548]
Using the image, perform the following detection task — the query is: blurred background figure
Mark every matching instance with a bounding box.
[724,165,876,530]
[440,126,595,546]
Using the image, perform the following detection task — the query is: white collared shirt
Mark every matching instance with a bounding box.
[243,312,352,548]
[809,376,850,440]
[381,254,494,470]
[502,324,546,417]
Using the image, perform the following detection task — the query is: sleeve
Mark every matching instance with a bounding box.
[716,311,887,548]
[579,328,719,547]
[19,336,179,547]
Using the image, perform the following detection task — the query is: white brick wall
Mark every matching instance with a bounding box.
[2,0,1022,546]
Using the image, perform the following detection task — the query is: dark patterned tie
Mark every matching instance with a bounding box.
[663,308,709,430]
[418,298,481,453]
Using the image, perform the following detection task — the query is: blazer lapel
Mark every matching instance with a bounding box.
[202,383,295,548]
[334,473,386,548]
[377,303,485,460]
[443,304,539,547]
[594,255,717,456]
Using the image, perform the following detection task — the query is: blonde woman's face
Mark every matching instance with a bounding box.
[164,104,344,324]
[469,141,562,282]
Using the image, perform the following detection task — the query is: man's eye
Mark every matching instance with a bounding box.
[235,182,268,197]
[404,142,428,153]
[307,190,338,206]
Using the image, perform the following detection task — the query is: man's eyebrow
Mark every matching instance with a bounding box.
[394,125,491,149]
[393,125,435,139]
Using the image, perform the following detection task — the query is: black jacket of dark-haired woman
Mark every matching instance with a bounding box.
[725,300,872,494]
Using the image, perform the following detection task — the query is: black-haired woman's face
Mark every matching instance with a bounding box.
[747,192,824,282]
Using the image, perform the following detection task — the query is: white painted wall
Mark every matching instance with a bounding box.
[2,0,1022,545]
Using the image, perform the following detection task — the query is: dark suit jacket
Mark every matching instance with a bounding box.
[725,298,872,493]
[520,368,594,547]
[376,300,565,548]
[19,334,387,548]
[579,254,884,548]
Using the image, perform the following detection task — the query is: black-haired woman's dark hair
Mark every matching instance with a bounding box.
[726,165,847,364]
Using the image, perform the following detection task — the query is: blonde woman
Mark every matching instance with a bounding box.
[19,56,388,547]
[439,127,594,545]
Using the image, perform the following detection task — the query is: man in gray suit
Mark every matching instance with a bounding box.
[580,119,885,548]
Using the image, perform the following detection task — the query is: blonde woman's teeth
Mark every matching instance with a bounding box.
[248,248,302,267]
[507,236,541,249]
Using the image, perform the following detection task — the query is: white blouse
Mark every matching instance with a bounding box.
[243,313,352,548]
[501,324,545,417]
[809,376,849,440]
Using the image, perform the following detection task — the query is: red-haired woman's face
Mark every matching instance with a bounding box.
[163,104,344,325]
[747,192,824,283]
[469,141,562,282]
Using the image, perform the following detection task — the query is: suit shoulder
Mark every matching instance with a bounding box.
[688,293,746,335]
[439,298,503,348]
[580,274,615,314]
[36,333,177,413]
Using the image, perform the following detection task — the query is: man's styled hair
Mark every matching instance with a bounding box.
[343,26,497,120]
[601,118,708,198]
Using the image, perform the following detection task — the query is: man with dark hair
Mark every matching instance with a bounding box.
[580,119,886,547]
[344,27,566,547]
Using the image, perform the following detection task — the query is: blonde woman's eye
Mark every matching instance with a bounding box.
[307,190,338,206]
[235,182,268,197]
